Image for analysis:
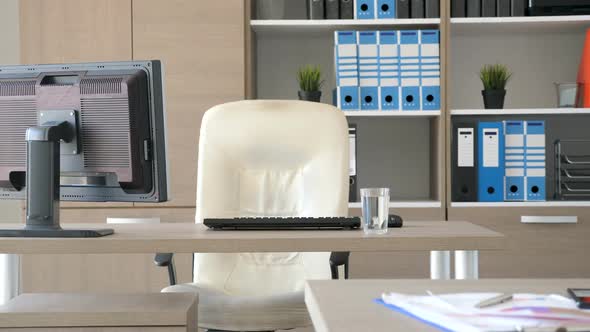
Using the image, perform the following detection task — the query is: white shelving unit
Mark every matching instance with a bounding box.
[451,108,590,116]
[451,201,590,208]
[251,18,440,35]
[350,200,442,209]
[451,15,590,35]
[344,110,440,117]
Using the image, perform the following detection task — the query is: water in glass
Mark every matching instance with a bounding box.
[360,188,389,235]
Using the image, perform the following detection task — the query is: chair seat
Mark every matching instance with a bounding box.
[162,283,311,331]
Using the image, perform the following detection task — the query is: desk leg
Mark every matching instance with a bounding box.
[454,250,479,280]
[430,251,451,280]
[0,254,19,305]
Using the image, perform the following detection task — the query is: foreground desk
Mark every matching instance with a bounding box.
[305,279,590,332]
[0,293,198,331]
[0,221,504,278]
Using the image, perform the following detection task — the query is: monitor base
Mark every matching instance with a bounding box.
[0,228,114,238]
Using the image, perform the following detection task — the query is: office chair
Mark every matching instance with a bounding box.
[155,100,350,331]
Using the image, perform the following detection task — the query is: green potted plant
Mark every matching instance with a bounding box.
[297,65,324,102]
[480,64,512,109]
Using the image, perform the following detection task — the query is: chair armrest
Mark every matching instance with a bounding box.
[329,251,350,279]
[154,253,177,286]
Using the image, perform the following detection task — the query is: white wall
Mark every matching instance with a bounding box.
[0,0,23,225]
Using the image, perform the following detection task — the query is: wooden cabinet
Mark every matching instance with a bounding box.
[449,207,590,277]
[132,0,247,207]
[18,0,247,292]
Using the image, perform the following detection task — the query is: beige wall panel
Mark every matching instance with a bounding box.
[19,0,134,209]
[21,208,195,293]
[449,207,590,277]
[0,0,23,224]
[20,0,132,64]
[132,0,246,207]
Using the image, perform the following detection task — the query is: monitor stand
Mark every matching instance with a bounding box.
[0,114,114,238]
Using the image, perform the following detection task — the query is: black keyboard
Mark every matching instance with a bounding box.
[204,217,361,230]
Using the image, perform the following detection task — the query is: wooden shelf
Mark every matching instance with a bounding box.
[451,201,590,208]
[251,19,440,35]
[451,15,590,35]
[451,108,590,116]
[344,110,440,117]
[349,200,442,209]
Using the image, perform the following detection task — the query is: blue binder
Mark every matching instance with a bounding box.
[419,30,440,111]
[377,0,396,18]
[399,30,420,111]
[334,31,359,110]
[525,121,546,201]
[503,121,525,201]
[358,31,379,110]
[478,122,504,202]
[355,0,376,19]
[378,31,400,111]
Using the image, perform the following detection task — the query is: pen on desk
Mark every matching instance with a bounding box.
[475,293,513,309]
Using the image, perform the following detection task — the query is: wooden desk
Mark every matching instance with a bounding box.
[0,293,197,331]
[0,221,503,254]
[304,279,590,332]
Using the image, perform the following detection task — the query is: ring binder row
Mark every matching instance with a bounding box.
[451,0,526,17]
[451,120,546,202]
[354,0,440,19]
[333,29,440,112]
[555,140,590,200]
[305,0,439,20]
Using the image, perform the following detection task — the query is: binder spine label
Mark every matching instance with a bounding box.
[355,0,376,19]
[478,122,505,202]
[378,31,400,111]
[503,121,526,201]
[358,31,379,110]
[458,128,474,167]
[419,30,440,111]
[335,31,360,110]
[400,30,420,111]
[377,0,396,18]
[525,121,546,201]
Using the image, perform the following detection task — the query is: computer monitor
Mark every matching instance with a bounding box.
[0,60,168,237]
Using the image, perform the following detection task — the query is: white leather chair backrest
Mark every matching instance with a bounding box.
[193,100,349,296]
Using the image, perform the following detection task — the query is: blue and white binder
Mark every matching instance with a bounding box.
[399,30,420,111]
[525,121,546,201]
[358,31,379,110]
[378,31,400,111]
[377,0,396,18]
[334,31,359,110]
[419,30,440,111]
[355,0,376,19]
[503,121,525,201]
[478,122,505,202]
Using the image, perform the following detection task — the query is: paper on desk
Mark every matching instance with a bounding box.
[379,292,590,332]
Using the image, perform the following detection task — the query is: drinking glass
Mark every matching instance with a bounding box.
[360,188,389,235]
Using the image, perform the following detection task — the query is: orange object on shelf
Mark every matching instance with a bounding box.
[576,28,590,108]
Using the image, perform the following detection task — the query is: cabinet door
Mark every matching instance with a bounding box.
[449,207,590,277]
[132,0,247,207]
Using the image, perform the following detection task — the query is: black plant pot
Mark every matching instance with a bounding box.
[298,91,322,102]
[482,89,506,109]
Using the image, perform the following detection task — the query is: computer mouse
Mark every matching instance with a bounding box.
[388,214,403,228]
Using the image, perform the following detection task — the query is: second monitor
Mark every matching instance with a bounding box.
[0,60,168,237]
